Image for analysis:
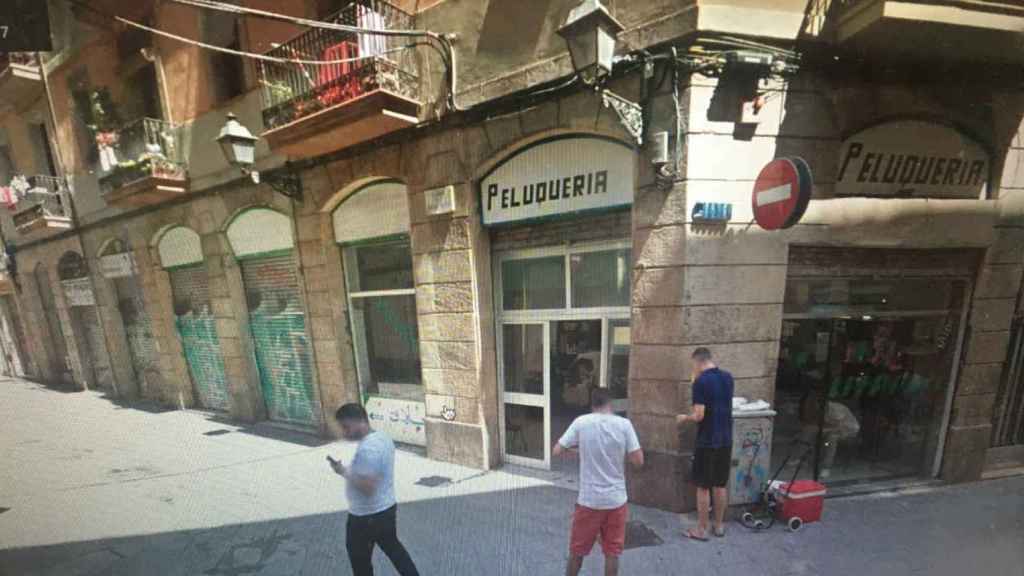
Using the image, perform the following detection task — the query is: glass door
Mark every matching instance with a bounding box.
[500,322,550,467]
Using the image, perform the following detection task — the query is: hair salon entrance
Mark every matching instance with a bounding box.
[495,241,632,469]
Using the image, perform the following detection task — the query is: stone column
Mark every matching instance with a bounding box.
[628,73,790,511]
[942,141,1024,478]
[206,231,265,422]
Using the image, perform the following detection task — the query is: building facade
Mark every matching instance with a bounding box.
[1,0,1023,510]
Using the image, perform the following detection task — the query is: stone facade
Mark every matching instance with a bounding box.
[1,0,1023,514]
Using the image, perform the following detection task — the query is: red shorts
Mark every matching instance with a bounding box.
[569,504,628,557]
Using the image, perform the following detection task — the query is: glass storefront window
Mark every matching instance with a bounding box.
[503,324,544,395]
[784,278,966,316]
[353,295,421,387]
[345,237,422,399]
[505,404,544,460]
[502,256,565,310]
[775,304,962,484]
[350,241,415,292]
[571,249,631,308]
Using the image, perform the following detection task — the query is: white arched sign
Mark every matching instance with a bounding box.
[479,135,635,226]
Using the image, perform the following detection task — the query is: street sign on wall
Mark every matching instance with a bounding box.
[752,157,812,231]
[0,0,51,51]
[62,278,95,307]
[100,253,137,279]
[836,120,989,199]
[480,135,635,226]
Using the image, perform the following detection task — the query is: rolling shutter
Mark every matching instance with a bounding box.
[241,253,320,427]
[169,265,230,411]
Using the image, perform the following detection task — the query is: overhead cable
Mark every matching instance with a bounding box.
[114,16,411,66]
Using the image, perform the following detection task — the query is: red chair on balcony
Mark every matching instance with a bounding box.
[318,41,363,108]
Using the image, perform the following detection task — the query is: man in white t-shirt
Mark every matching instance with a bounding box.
[554,389,644,576]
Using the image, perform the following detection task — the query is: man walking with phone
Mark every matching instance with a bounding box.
[677,347,734,541]
[554,388,644,576]
[328,403,420,576]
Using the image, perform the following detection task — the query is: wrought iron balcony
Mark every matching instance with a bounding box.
[11,176,74,235]
[96,117,189,207]
[0,52,43,110]
[257,0,421,158]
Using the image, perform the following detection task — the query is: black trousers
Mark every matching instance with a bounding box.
[346,505,420,576]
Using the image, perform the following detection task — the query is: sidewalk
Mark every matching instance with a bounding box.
[1,377,1022,576]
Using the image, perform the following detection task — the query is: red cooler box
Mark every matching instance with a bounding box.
[773,480,825,530]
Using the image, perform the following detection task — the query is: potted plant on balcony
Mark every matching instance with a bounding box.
[86,89,123,172]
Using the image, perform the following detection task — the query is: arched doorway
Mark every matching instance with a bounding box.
[226,207,320,427]
[331,179,425,445]
[157,226,230,411]
[58,251,111,390]
[99,237,162,398]
[34,264,71,384]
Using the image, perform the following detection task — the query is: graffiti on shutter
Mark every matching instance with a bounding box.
[169,265,230,411]
[114,276,161,397]
[241,254,320,426]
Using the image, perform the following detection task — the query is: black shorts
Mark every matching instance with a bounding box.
[692,446,732,488]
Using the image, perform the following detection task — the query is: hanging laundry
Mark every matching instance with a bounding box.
[358,4,388,58]
[1,187,16,211]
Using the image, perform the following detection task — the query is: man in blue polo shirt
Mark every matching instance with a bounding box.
[677,347,734,541]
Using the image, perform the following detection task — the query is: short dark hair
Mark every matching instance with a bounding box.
[335,403,368,423]
[692,347,712,362]
[591,388,611,410]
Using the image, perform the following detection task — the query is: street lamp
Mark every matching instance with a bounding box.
[216,112,258,169]
[556,0,624,85]
[556,0,642,144]
[216,112,302,201]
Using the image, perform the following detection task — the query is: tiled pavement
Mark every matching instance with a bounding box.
[1,378,1022,576]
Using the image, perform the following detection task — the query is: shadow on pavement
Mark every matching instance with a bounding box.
[0,485,591,576]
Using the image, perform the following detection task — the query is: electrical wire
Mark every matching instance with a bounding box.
[114,16,412,66]
[167,0,462,110]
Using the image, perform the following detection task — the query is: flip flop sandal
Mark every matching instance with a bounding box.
[685,528,709,542]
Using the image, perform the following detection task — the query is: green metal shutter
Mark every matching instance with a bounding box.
[36,267,71,382]
[168,266,230,411]
[113,276,161,397]
[240,253,320,427]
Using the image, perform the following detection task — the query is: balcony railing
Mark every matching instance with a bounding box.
[11,176,73,233]
[0,52,38,70]
[257,0,419,131]
[96,117,187,194]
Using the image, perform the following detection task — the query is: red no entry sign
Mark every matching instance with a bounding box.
[752,157,812,230]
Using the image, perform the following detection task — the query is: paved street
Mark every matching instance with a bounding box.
[1,377,1022,576]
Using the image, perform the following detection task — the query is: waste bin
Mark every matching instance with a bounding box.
[729,409,776,505]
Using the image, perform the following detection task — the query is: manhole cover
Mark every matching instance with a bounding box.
[623,521,663,550]
[204,429,232,436]
[414,475,452,487]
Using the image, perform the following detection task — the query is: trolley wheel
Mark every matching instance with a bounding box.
[788,517,803,532]
[742,512,754,525]
[754,520,766,529]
